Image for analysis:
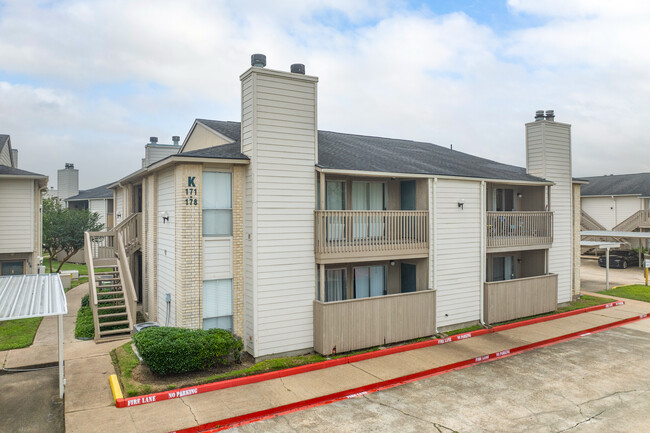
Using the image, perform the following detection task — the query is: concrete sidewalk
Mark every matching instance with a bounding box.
[64,300,649,433]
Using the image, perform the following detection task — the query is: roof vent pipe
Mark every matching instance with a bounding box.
[64,163,74,169]
[172,136,180,146]
[545,110,555,121]
[251,54,266,68]
[290,63,305,74]
[534,110,545,121]
[149,137,158,145]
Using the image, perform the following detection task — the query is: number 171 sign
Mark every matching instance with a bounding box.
[185,176,198,206]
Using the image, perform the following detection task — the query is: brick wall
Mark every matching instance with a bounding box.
[233,165,245,337]
[174,164,203,328]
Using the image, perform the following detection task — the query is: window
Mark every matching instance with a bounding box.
[492,256,515,281]
[354,265,386,298]
[325,268,346,302]
[203,279,233,331]
[203,172,232,236]
[494,188,514,211]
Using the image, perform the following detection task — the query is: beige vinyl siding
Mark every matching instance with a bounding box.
[242,74,256,354]
[203,238,233,280]
[581,197,615,230]
[615,196,642,226]
[527,122,572,303]
[434,179,482,327]
[183,122,233,153]
[143,174,157,321]
[0,179,35,253]
[156,168,175,325]
[89,199,106,229]
[115,188,124,224]
[0,144,11,167]
[241,69,318,357]
[145,145,180,166]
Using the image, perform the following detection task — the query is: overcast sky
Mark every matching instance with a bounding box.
[1,0,648,189]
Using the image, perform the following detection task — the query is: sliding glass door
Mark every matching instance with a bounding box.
[354,265,386,298]
[352,181,385,239]
[326,181,346,241]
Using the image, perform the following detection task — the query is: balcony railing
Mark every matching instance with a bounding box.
[313,290,436,355]
[314,210,429,261]
[484,273,558,323]
[487,211,553,250]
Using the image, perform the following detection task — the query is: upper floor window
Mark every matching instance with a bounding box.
[203,171,232,236]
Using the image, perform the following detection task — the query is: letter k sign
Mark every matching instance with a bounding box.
[187,177,196,187]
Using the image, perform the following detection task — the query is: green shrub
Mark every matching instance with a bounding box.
[75,305,95,339]
[81,294,89,308]
[133,327,243,376]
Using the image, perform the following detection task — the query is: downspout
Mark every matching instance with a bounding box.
[38,185,48,269]
[479,181,480,326]
[432,177,438,333]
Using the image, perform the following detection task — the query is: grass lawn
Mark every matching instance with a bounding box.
[598,285,650,303]
[43,258,112,275]
[493,295,616,326]
[0,317,43,351]
[110,294,620,397]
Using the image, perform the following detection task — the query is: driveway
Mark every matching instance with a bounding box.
[580,257,645,292]
[230,322,650,433]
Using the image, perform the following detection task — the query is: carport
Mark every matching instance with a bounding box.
[582,230,650,266]
[0,274,67,398]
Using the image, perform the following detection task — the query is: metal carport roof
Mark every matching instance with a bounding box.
[0,274,67,319]
[0,273,67,398]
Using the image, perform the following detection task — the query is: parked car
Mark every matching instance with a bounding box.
[598,250,644,269]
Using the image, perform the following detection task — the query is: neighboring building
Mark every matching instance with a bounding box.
[57,163,79,201]
[67,183,115,229]
[580,173,650,231]
[89,58,580,358]
[0,135,48,275]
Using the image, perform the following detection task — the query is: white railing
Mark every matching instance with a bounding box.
[613,210,650,232]
[487,211,553,249]
[83,231,101,338]
[315,210,429,257]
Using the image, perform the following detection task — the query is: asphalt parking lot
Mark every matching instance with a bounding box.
[580,256,645,292]
[231,323,650,433]
[0,367,64,433]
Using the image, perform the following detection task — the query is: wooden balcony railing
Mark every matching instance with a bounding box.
[487,211,553,249]
[313,290,436,355]
[484,274,557,323]
[613,210,650,231]
[315,210,429,261]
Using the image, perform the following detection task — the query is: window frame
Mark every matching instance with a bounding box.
[202,170,233,237]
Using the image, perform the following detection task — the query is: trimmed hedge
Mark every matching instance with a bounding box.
[133,327,243,376]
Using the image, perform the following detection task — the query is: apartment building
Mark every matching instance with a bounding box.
[0,135,48,275]
[86,57,581,357]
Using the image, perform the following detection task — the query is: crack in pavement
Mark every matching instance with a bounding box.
[362,394,460,432]
[349,362,385,382]
[179,396,199,427]
[557,409,605,432]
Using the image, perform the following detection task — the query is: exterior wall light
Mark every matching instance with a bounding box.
[458,200,465,209]
[161,211,169,223]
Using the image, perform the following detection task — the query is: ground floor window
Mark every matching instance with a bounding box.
[493,256,515,281]
[1,261,24,276]
[326,268,346,302]
[354,265,386,298]
[203,279,233,331]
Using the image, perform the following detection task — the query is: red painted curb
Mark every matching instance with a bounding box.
[116,300,626,408]
[179,311,648,433]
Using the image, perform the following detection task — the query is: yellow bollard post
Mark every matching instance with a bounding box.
[645,267,648,286]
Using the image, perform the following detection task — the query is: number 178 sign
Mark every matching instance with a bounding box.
[185,176,198,206]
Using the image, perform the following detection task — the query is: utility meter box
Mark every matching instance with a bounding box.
[644,259,650,268]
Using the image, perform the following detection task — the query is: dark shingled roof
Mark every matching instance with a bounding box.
[180,141,248,160]
[66,183,114,201]
[580,173,650,197]
[194,119,548,182]
[0,165,45,177]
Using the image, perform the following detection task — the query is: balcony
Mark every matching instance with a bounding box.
[314,210,429,263]
[484,273,558,324]
[313,289,436,355]
[486,211,553,252]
